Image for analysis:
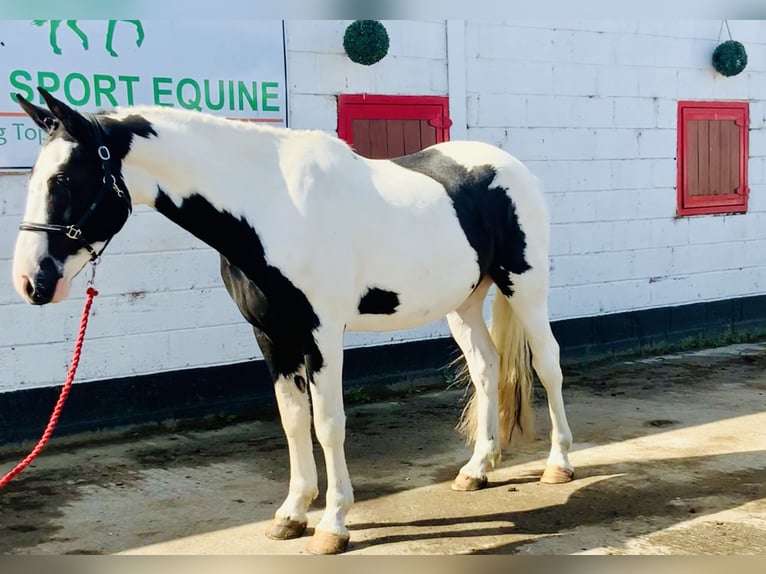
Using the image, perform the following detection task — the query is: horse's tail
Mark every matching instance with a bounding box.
[456,292,534,449]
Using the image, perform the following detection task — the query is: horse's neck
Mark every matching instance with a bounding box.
[118,109,291,269]
[119,109,284,210]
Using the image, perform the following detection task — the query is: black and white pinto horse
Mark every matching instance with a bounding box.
[12,88,573,554]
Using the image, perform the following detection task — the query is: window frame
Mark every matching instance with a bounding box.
[676,100,749,217]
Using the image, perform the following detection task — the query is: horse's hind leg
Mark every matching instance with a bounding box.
[447,281,501,491]
[509,276,574,483]
[126,20,145,46]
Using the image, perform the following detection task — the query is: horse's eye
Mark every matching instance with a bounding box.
[50,176,71,202]
[50,175,68,190]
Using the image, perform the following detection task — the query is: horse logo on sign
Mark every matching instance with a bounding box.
[32,20,145,57]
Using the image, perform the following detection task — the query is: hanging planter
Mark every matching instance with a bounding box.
[713,40,748,77]
[343,20,389,66]
[712,21,747,77]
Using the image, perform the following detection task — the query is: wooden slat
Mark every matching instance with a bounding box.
[420,120,437,149]
[687,120,700,197]
[722,120,740,193]
[709,120,721,195]
[696,120,710,197]
[402,120,422,155]
[718,121,738,195]
[369,120,388,159]
[386,119,406,158]
[352,119,372,157]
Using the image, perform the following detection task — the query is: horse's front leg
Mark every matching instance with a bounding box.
[305,323,354,554]
[105,20,119,57]
[266,372,318,540]
[66,20,88,50]
[219,259,322,540]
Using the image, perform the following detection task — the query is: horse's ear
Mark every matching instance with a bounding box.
[15,93,59,133]
[37,87,91,141]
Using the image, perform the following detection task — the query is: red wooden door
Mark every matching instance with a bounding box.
[337,95,451,159]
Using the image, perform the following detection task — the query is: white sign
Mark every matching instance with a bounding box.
[0,20,287,169]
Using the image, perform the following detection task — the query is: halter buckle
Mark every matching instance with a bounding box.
[65,225,83,240]
[87,257,100,285]
[105,173,124,197]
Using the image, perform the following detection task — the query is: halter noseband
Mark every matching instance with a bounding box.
[19,120,132,262]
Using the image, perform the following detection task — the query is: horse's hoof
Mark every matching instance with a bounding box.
[266,517,307,540]
[540,465,574,484]
[305,529,350,554]
[450,473,488,491]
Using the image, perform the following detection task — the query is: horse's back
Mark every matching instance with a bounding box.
[420,140,547,215]
[387,140,550,259]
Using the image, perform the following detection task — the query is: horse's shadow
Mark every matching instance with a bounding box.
[345,450,766,554]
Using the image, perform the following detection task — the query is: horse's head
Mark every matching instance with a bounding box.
[13,88,133,305]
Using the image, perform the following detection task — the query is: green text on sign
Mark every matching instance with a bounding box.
[9,70,281,112]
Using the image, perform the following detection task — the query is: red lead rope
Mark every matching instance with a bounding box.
[0,286,99,489]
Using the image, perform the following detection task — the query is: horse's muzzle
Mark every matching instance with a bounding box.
[24,256,62,305]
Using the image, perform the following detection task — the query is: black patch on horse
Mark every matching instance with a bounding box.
[293,375,307,392]
[28,256,60,304]
[358,287,400,315]
[392,149,531,297]
[99,114,157,159]
[154,190,323,387]
[38,116,155,267]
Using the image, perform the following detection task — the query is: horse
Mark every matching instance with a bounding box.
[11,87,574,554]
[33,20,145,57]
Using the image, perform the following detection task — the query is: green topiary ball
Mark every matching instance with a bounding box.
[343,20,389,66]
[712,40,748,77]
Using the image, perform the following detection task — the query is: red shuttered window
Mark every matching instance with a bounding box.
[677,101,749,216]
[337,95,451,159]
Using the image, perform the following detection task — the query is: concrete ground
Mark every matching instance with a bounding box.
[1,342,765,555]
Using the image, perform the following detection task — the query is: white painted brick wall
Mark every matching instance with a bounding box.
[3,19,766,394]
[597,66,640,97]
[285,19,447,129]
[466,19,766,322]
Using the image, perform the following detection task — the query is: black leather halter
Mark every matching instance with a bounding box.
[19,120,132,262]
